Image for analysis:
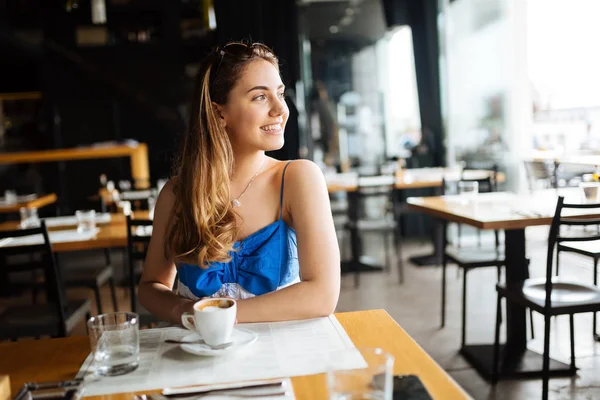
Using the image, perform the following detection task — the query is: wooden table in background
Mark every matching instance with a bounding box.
[326,168,505,193]
[0,211,149,253]
[0,310,470,400]
[0,143,150,189]
[407,189,600,380]
[0,193,57,214]
[327,168,506,268]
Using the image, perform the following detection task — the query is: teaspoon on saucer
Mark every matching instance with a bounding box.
[164,339,233,350]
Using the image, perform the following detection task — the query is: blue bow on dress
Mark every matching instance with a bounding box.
[176,219,298,298]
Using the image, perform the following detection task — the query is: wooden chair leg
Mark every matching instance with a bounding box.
[492,293,502,384]
[555,249,560,276]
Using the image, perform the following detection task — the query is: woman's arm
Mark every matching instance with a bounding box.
[138,180,195,324]
[236,160,341,323]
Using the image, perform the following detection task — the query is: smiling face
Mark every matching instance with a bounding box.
[216,58,289,153]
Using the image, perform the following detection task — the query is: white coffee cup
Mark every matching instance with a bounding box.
[181,298,237,346]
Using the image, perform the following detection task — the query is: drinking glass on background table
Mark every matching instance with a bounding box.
[458,181,479,204]
[76,209,96,233]
[117,200,132,216]
[19,207,40,228]
[87,312,139,376]
[118,180,132,191]
[327,347,394,400]
[4,190,17,204]
[580,182,600,202]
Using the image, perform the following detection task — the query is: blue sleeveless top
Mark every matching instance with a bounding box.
[176,162,300,300]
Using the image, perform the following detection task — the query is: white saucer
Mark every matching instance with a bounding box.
[180,328,257,356]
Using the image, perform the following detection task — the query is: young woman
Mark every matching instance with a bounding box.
[138,42,340,324]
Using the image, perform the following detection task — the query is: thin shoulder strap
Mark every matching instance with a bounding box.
[279,161,294,219]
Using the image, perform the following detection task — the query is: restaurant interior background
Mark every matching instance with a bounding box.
[2,0,600,399]
[2,0,599,213]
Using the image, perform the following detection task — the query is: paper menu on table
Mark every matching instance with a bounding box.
[77,315,357,396]
[0,229,100,248]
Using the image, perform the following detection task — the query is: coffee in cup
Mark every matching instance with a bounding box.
[181,298,237,346]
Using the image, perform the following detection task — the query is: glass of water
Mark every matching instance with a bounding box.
[76,209,96,234]
[87,312,140,376]
[458,181,479,204]
[19,207,40,228]
[327,347,394,400]
[4,190,17,204]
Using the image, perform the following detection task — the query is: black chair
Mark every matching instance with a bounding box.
[440,174,504,341]
[342,174,403,287]
[126,215,164,327]
[492,196,600,400]
[0,221,92,340]
[27,224,118,314]
[555,221,600,340]
[60,249,118,315]
[440,171,536,344]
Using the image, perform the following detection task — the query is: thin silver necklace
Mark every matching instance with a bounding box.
[232,157,267,208]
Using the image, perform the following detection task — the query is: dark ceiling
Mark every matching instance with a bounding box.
[302,0,388,48]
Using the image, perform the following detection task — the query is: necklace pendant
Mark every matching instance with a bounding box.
[232,199,241,208]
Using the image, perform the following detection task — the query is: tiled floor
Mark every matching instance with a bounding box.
[2,225,600,399]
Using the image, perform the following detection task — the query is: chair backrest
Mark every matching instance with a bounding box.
[441,173,496,195]
[545,197,600,309]
[441,169,500,248]
[0,221,69,336]
[524,160,556,190]
[350,174,396,221]
[126,215,153,312]
[462,165,498,191]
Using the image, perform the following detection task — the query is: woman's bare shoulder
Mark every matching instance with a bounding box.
[283,159,324,184]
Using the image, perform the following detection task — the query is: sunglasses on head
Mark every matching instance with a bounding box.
[210,42,273,83]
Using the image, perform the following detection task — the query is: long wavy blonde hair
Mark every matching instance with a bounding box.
[166,42,279,267]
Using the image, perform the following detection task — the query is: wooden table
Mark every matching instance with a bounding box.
[0,193,57,214]
[0,143,150,189]
[0,310,470,400]
[326,168,505,193]
[0,211,148,253]
[328,168,506,269]
[530,151,600,168]
[407,188,600,380]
